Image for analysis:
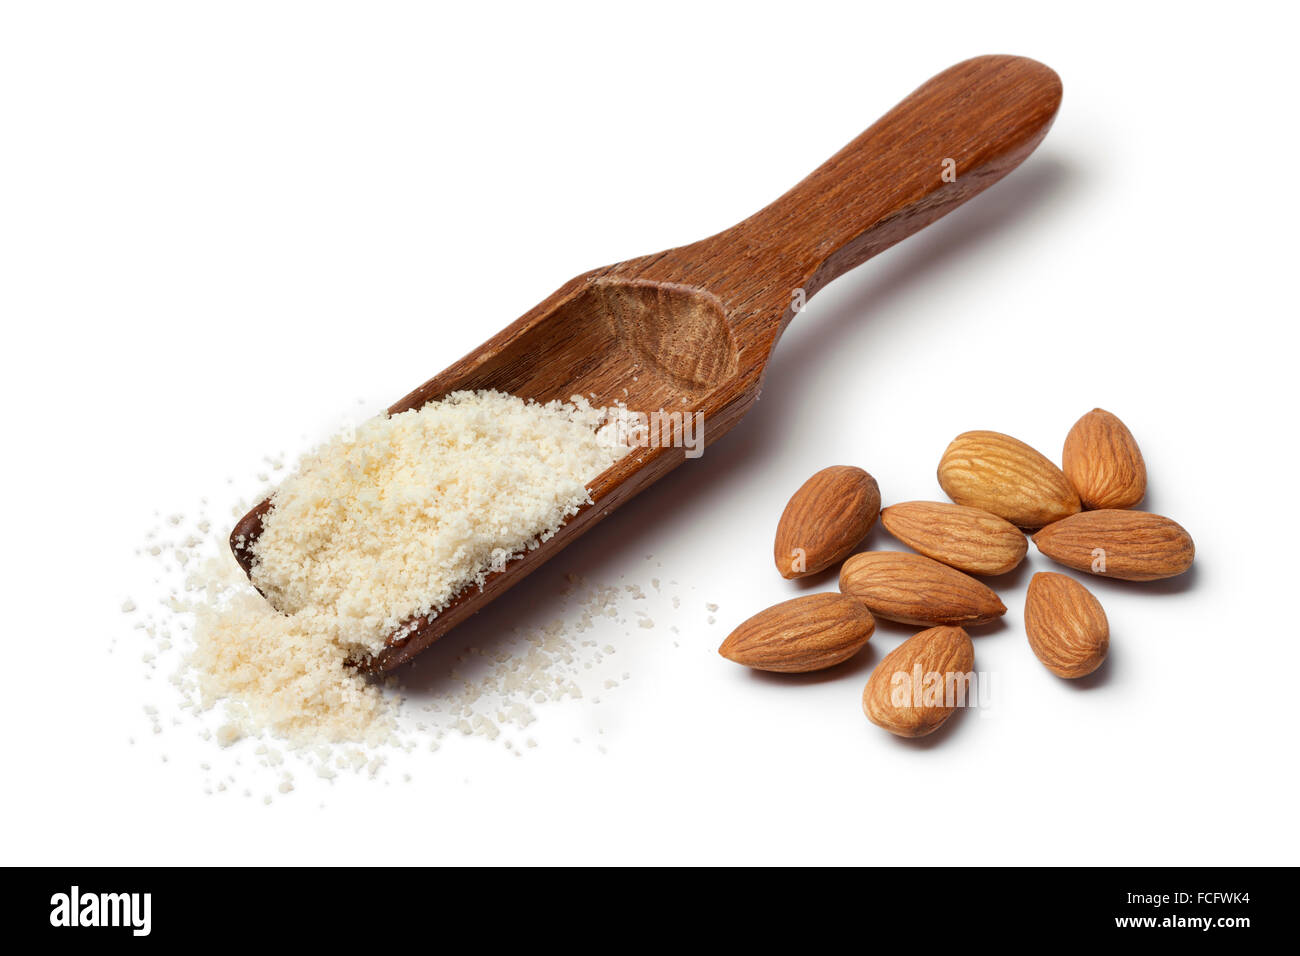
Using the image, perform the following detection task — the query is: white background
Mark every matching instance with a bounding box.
[3,1,1297,866]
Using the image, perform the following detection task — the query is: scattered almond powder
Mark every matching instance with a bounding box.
[124,391,707,798]
[182,390,632,744]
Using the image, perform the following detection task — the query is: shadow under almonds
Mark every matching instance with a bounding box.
[745,641,880,687]
[788,564,842,591]
[980,557,1036,594]
[395,154,1078,683]
[1079,561,1200,600]
[880,696,978,751]
[1067,643,1115,690]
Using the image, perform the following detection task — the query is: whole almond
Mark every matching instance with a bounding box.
[1062,408,1147,509]
[719,592,875,673]
[839,551,1006,626]
[1033,510,1194,581]
[1024,572,1109,678]
[937,430,1081,528]
[863,625,974,737]
[773,466,881,579]
[881,501,1027,575]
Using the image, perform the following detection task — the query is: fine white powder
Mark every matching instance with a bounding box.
[190,389,631,742]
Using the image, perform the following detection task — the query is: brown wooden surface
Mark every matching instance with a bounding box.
[231,55,1063,671]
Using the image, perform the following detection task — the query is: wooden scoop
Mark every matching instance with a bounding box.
[231,54,1062,672]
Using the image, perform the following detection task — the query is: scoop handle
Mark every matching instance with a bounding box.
[632,55,1062,352]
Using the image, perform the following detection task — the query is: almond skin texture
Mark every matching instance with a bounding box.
[1062,408,1147,510]
[773,466,881,579]
[838,551,1006,626]
[863,626,974,737]
[937,430,1081,528]
[719,593,875,673]
[1024,572,1109,678]
[1033,510,1194,581]
[881,501,1027,576]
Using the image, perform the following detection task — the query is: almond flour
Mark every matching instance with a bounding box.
[189,389,632,743]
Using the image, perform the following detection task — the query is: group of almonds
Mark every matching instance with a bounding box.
[718,409,1195,738]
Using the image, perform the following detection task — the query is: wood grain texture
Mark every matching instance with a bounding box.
[231,55,1062,671]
